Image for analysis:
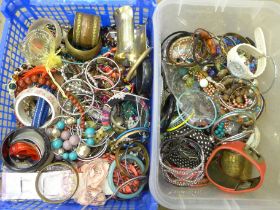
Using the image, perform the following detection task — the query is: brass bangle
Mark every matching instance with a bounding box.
[115,141,149,177]
[65,28,102,61]
[35,161,79,204]
[125,47,152,81]
[73,12,100,49]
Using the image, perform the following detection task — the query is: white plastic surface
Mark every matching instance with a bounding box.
[150,0,280,209]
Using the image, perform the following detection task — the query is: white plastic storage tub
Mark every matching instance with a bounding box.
[150,0,280,209]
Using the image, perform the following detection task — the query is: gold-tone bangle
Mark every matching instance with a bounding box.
[125,47,152,81]
[35,161,79,204]
[65,28,102,61]
[73,12,100,49]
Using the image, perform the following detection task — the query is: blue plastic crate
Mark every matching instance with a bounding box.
[0,0,157,209]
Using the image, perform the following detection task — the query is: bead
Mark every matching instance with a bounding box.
[69,135,80,146]
[24,77,32,85]
[69,151,78,161]
[21,64,28,69]
[52,138,63,149]
[76,144,91,158]
[62,152,69,160]
[51,128,61,138]
[51,84,57,90]
[18,80,26,88]
[202,66,208,71]
[45,127,53,137]
[57,148,65,155]
[86,138,95,146]
[31,75,39,83]
[85,127,95,137]
[66,117,76,125]
[9,82,17,90]
[46,80,52,86]
[61,130,71,140]
[56,120,65,130]
[38,77,46,85]
[63,140,73,150]
[199,79,208,88]
[86,121,96,128]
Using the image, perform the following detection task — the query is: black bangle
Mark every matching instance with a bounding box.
[1,127,53,172]
[136,58,152,96]
[160,94,176,132]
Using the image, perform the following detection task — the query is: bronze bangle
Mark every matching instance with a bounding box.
[65,28,102,61]
[73,12,100,49]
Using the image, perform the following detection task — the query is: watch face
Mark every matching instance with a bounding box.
[228,61,244,77]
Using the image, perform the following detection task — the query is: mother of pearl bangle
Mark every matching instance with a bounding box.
[15,87,60,128]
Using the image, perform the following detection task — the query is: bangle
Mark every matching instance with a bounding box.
[109,127,149,151]
[211,110,255,143]
[159,137,205,186]
[176,90,217,130]
[102,92,149,133]
[73,12,100,49]
[160,94,176,132]
[31,85,54,128]
[164,124,214,159]
[65,28,102,61]
[114,6,135,67]
[125,47,152,81]
[85,56,121,91]
[28,18,62,49]
[115,141,149,176]
[108,154,146,199]
[35,161,79,203]
[57,79,94,117]
[165,33,197,67]
[206,141,266,193]
[136,57,153,96]
[1,127,53,172]
[15,87,60,128]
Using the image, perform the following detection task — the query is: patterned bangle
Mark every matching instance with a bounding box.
[15,87,60,128]
[159,137,205,186]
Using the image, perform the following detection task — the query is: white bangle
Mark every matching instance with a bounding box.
[227,27,267,80]
[15,87,60,128]
[28,18,62,50]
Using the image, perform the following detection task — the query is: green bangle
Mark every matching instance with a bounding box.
[115,141,150,176]
[108,154,146,199]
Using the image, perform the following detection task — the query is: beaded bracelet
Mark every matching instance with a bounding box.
[57,79,94,116]
[211,110,256,143]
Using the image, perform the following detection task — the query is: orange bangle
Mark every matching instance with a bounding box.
[206,141,266,193]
